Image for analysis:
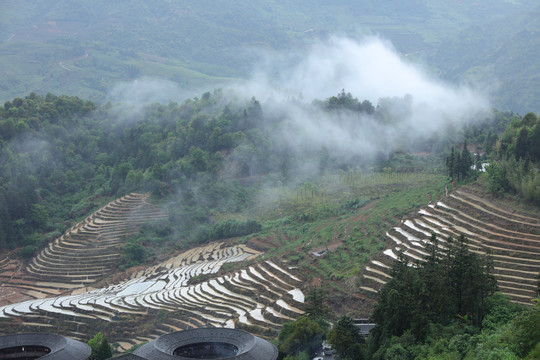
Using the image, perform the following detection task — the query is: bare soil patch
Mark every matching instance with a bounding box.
[246,236,277,252]
[311,240,344,255]
[0,287,32,307]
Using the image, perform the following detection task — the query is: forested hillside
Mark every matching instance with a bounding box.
[431,8,540,114]
[2,1,539,112]
[0,90,265,253]
[0,88,513,259]
[484,112,540,203]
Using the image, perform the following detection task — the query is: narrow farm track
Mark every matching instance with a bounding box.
[361,185,540,306]
[0,242,304,347]
[0,193,167,299]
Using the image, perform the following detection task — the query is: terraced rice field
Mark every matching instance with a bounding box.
[0,193,167,299]
[361,185,540,306]
[0,242,304,349]
[0,192,304,349]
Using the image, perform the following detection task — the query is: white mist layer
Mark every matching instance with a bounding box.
[244,36,489,112]
[105,36,491,165]
[235,36,490,160]
[107,77,192,120]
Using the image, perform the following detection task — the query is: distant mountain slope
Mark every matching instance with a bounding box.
[1,0,539,106]
[430,9,540,114]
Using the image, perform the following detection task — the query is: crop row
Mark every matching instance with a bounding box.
[361,187,540,306]
[0,242,304,345]
[0,193,166,295]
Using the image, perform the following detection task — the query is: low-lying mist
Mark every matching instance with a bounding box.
[233,36,490,164]
[101,35,493,194]
[107,36,490,166]
[0,36,496,256]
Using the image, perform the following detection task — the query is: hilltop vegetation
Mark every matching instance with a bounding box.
[485,112,540,203]
[0,89,466,257]
[0,90,264,253]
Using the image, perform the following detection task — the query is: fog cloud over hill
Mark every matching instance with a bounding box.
[107,77,193,121]
[246,36,487,107]
[235,36,490,161]
[106,36,491,166]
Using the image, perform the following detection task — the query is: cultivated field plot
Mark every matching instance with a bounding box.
[0,193,167,299]
[361,185,540,306]
[0,242,304,349]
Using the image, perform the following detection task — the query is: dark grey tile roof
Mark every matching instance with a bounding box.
[134,328,278,360]
[112,354,147,359]
[0,332,91,360]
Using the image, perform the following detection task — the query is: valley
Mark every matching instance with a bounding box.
[0,174,537,355]
[1,2,540,356]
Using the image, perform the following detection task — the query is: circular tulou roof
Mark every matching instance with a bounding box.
[133,328,278,360]
[0,332,91,360]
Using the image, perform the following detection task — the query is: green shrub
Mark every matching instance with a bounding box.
[120,240,147,269]
[20,245,37,259]
[195,219,262,243]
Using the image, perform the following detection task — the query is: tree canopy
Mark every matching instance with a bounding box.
[484,112,540,203]
[371,234,497,356]
[87,332,112,360]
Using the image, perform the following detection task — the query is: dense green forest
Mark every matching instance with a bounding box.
[0,90,267,256]
[0,89,514,258]
[277,236,539,360]
[443,109,540,201]
[485,112,540,203]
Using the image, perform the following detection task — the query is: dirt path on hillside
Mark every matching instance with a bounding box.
[59,53,88,71]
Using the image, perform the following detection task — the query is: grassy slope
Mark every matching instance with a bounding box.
[231,171,449,316]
